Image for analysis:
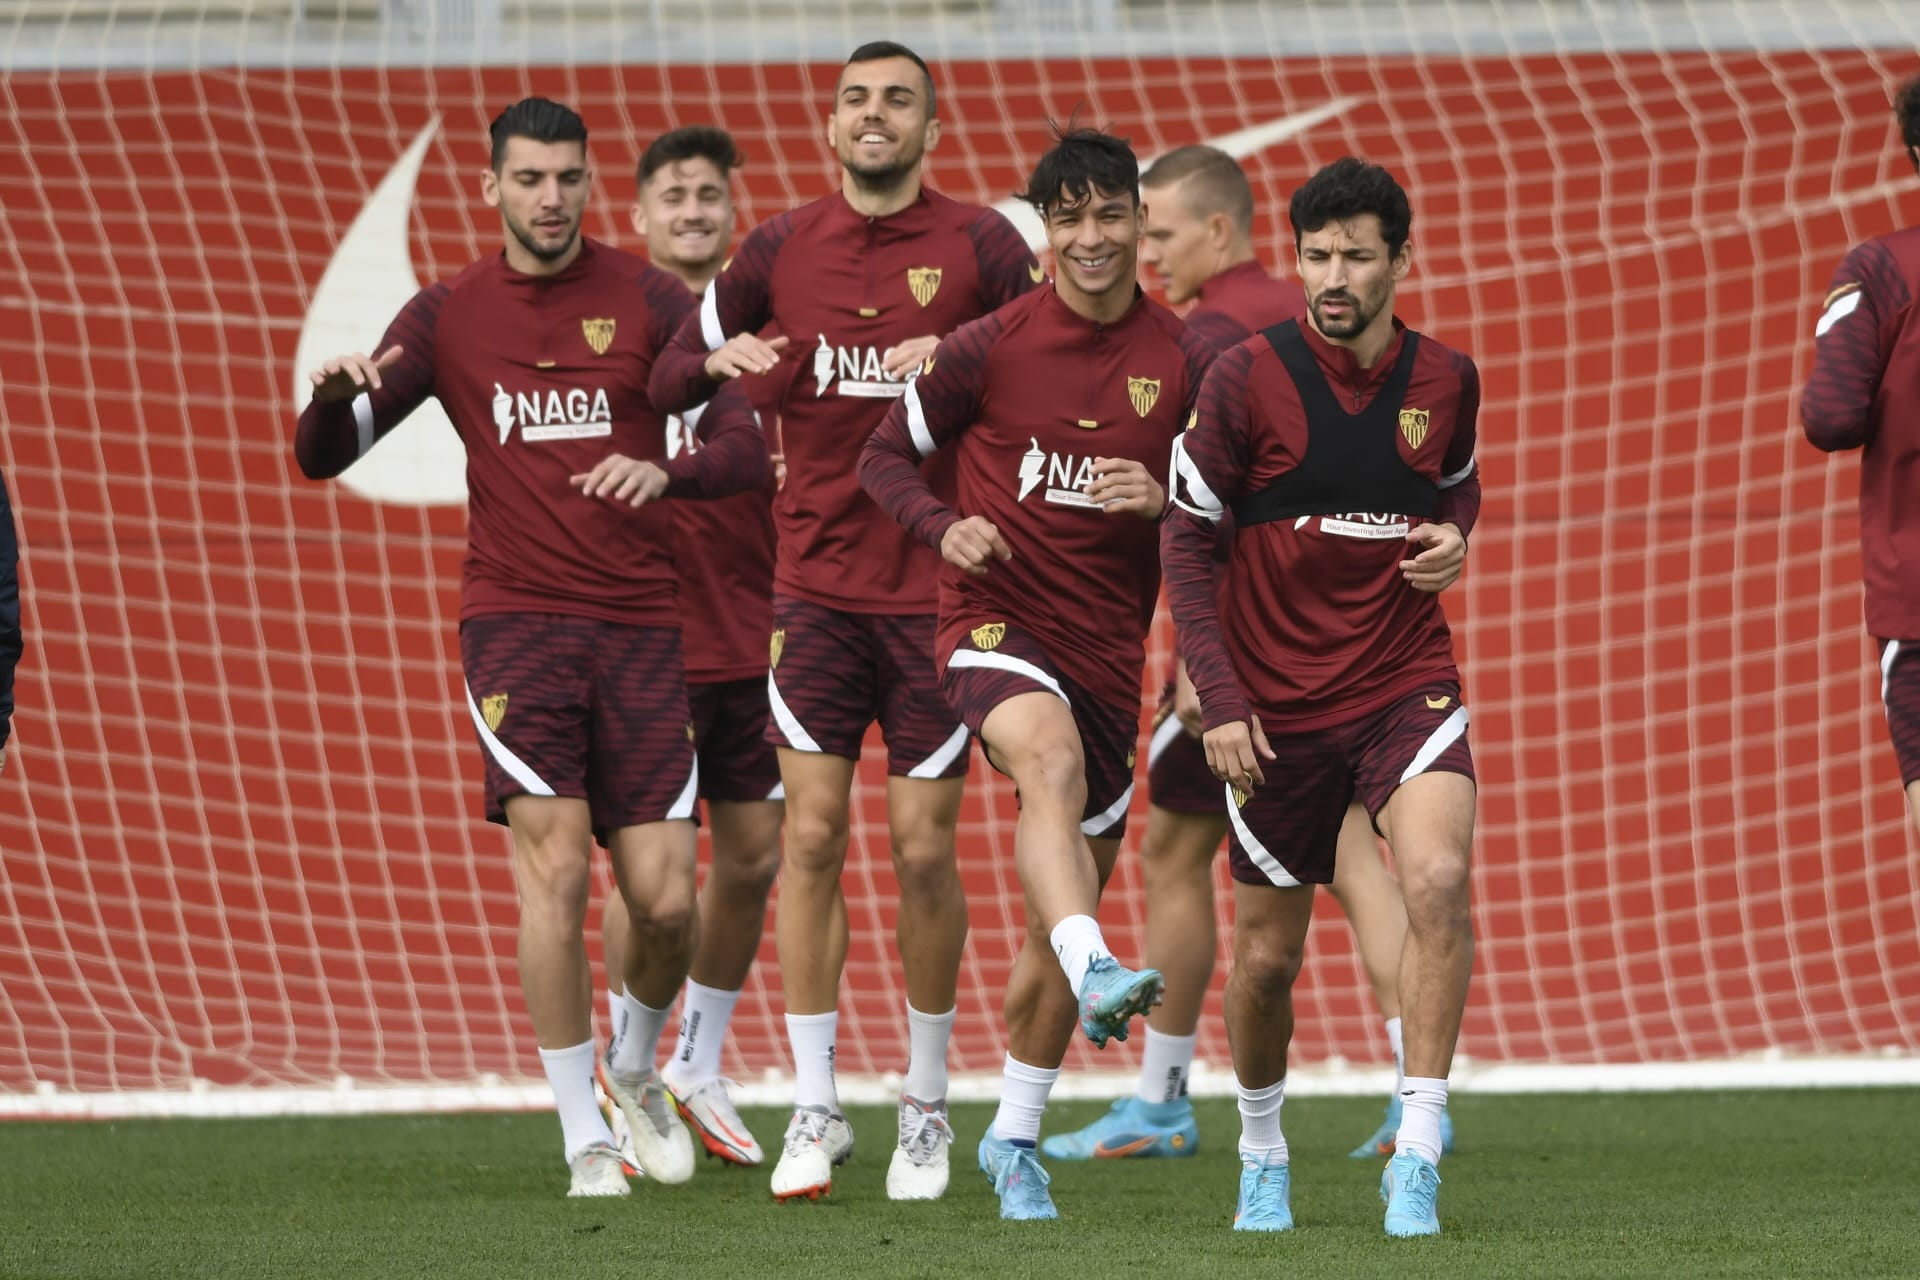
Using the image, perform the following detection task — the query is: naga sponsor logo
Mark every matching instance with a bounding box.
[1293,511,1414,539]
[1016,437,1101,508]
[812,334,909,398]
[491,384,615,444]
[665,402,707,460]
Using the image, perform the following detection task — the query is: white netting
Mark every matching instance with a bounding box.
[2,1,1919,1099]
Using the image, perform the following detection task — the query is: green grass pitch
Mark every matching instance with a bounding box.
[2,1090,1916,1278]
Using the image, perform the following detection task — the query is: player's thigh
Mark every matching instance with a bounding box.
[944,631,1087,804]
[692,677,785,806]
[1328,802,1400,912]
[1223,726,1353,890]
[1352,681,1477,893]
[1064,678,1143,844]
[775,747,859,867]
[765,596,880,762]
[459,613,595,825]
[1139,804,1229,889]
[1878,638,1920,789]
[871,611,970,780]
[584,622,699,834]
[705,798,784,881]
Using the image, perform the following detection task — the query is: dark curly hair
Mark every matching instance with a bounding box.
[488,97,587,171]
[1287,157,1411,258]
[1896,72,1920,168]
[1015,121,1139,217]
[636,126,742,191]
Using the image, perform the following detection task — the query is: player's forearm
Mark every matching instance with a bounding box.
[858,429,960,547]
[649,330,724,414]
[661,426,770,499]
[1433,470,1481,539]
[293,399,365,480]
[1161,511,1249,730]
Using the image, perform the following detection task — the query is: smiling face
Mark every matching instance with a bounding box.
[631,155,734,283]
[827,55,938,189]
[1044,183,1144,318]
[1295,213,1409,345]
[482,135,591,273]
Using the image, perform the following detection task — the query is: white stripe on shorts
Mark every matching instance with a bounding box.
[945,648,1071,705]
[666,758,700,821]
[1400,705,1471,784]
[1081,782,1135,837]
[1882,640,1901,707]
[1227,785,1301,887]
[765,671,823,753]
[1147,711,1185,768]
[464,679,556,798]
[907,721,971,779]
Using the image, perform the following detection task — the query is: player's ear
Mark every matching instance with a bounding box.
[924,116,941,152]
[630,203,648,238]
[1209,211,1233,248]
[1392,239,1414,281]
[480,167,501,209]
[1909,145,1919,176]
[825,114,838,151]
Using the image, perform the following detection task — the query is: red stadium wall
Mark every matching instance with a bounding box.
[2,52,1918,1094]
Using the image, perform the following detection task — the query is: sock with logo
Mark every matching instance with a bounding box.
[1048,914,1113,998]
[1394,1077,1449,1164]
[666,980,740,1088]
[1135,1028,1197,1105]
[540,1039,616,1160]
[609,992,672,1077]
[786,1011,841,1112]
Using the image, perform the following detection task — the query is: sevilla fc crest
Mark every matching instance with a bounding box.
[970,622,1006,651]
[907,267,943,307]
[1128,376,1162,417]
[1399,407,1430,449]
[480,693,509,733]
[769,628,786,669]
[582,317,616,355]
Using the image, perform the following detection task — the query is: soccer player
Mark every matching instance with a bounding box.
[861,124,1215,1221]
[595,124,784,1170]
[0,466,19,776]
[650,42,1041,1202]
[1803,73,1920,835]
[1163,157,1481,1236]
[1045,145,1460,1164]
[294,99,770,1198]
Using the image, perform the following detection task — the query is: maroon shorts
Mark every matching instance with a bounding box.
[1145,678,1224,816]
[939,624,1139,841]
[459,614,697,836]
[690,677,785,805]
[764,595,969,778]
[1880,639,1920,786]
[1227,681,1475,888]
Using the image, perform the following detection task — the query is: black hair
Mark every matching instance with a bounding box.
[1287,156,1412,257]
[1141,144,1255,237]
[488,97,587,170]
[636,125,743,191]
[842,41,937,117]
[1897,73,1920,165]
[1014,121,1139,217]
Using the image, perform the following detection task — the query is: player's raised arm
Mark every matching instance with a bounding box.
[1802,240,1907,452]
[293,284,445,480]
[1161,345,1256,733]
[858,320,998,556]
[648,216,791,413]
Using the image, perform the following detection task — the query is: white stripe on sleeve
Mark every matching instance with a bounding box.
[700,282,726,351]
[352,393,374,458]
[1815,288,1861,338]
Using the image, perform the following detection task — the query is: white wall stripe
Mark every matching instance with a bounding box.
[666,759,700,821]
[907,721,971,779]
[1147,711,1186,768]
[699,284,726,352]
[766,673,822,753]
[352,392,374,457]
[463,680,556,798]
[945,648,1071,705]
[1081,782,1135,836]
[1400,705,1471,784]
[904,381,938,458]
[1226,786,1300,887]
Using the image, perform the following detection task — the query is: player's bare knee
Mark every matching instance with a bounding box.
[1399,850,1472,935]
[891,835,958,901]
[1233,932,1305,998]
[714,840,782,899]
[629,898,696,950]
[515,846,592,924]
[783,807,850,876]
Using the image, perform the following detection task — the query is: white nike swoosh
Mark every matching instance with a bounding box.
[293,119,469,506]
[992,97,1361,252]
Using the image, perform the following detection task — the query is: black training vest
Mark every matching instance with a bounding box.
[1229,319,1438,527]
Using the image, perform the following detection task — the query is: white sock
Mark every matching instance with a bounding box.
[786,1011,840,1111]
[989,1054,1060,1145]
[668,981,741,1087]
[539,1039,616,1160]
[1236,1076,1287,1164]
[1394,1076,1448,1164]
[903,1004,956,1101]
[609,992,672,1076]
[1048,914,1112,998]
[1135,1028,1196,1104]
[1384,1016,1405,1091]
[607,987,626,1045]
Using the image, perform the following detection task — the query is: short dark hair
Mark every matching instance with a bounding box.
[488,97,587,170]
[842,41,936,117]
[1897,73,1920,153]
[1141,145,1254,237]
[1288,157,1412,257]
[1015,122,1139,217]
[636,125,743,191]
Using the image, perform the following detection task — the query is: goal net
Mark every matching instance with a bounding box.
[3,0,1919,1107]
